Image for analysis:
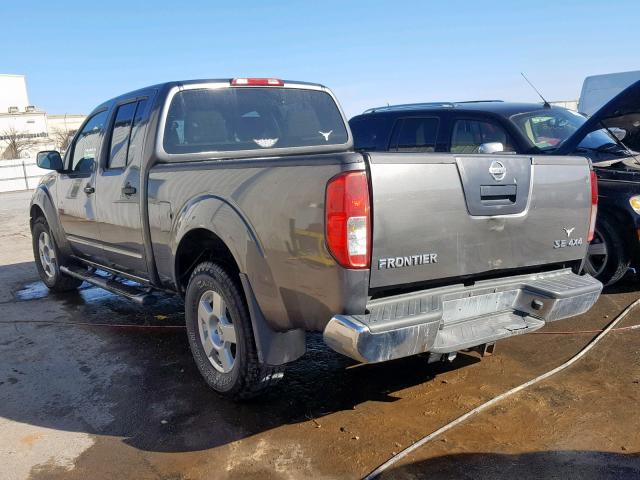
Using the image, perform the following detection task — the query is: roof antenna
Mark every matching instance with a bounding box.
[521,72,551,108]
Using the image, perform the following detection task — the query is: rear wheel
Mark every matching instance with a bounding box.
[185,262,284,399]
[31,217,83,291]
[583,216,630,286]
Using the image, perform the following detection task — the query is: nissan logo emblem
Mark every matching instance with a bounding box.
[489,160,506,181]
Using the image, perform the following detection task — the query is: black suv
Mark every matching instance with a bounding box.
[351,85,640,287]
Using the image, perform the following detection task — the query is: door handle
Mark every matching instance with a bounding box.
[122,184,137,196]
[83,185,95,194]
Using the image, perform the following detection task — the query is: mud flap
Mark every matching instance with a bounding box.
[239,273,306,366]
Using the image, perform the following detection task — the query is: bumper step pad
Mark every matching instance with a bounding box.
[431,313,544,353]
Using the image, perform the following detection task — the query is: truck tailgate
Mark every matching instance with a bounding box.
[367,152,592,289]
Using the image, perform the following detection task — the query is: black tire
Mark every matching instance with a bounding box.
[185,262,284,399]
[31,217,83,292]
[584,216,630,286]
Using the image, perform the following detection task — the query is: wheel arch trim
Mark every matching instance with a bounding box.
[170,194,265,284]
[30,185,73,258]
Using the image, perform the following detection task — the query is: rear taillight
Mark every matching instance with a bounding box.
[588,170,598,242]
[230,78,284,86]
[325,171,371,269]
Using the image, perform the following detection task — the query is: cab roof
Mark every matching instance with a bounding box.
[94,78,327,112]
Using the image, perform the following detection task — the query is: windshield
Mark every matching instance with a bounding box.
[510,108,617,152]
[163,87,349,155]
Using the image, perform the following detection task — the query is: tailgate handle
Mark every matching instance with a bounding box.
[480,184,517,205]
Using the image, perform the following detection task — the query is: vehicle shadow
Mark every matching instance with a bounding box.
[379,450,640,479]
[1,260,480,454]
[114,330,479,453]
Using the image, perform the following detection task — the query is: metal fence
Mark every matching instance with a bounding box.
[0,158,48,193]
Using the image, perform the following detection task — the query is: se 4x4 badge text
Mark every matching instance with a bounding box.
[554,226,583,248]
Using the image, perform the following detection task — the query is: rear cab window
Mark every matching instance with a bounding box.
[162,86,349,156]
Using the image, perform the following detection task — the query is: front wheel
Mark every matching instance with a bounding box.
[583,216,630,286]
[185,262,284,399]
[31,217,83,291]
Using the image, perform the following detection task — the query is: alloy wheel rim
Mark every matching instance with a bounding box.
[584,229,608,278]
[38,231,57,279]
[197,290,237,373]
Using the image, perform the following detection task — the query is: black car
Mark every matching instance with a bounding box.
[350,82,640,286]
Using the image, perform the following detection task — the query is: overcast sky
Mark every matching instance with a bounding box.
[2,0,639,117]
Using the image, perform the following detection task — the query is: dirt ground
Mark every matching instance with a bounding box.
[0,190,639,480]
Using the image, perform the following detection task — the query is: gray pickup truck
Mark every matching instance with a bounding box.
[31,78,602,398]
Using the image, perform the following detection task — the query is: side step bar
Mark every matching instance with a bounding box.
[60,265,157,306]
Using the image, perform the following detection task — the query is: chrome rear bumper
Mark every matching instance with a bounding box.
[323,269,602,363]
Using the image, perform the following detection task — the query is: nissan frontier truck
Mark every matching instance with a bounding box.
[31,78,602,398]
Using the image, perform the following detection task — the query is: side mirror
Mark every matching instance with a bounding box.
[478,142,504,154]
[36,151,64,171]
[610,127,627,141]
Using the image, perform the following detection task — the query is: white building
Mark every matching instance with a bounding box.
[47,114,86,134]
[0,74,85,159]
[0,74,30,112]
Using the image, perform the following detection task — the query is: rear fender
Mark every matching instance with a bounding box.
[172,194,305,364]
[171,195,288,319]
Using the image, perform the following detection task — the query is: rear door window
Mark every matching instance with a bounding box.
[451,119,515,154]
[108,103,137,169]
[163,87,348,154]
[126,99,148,164]
[390,117,439,152]
[107,99,148,169]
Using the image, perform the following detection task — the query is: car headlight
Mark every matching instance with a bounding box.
[630,196,640,213]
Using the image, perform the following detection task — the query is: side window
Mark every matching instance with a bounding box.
[108,103,137,169]
[107,99,148,169]
[451,119,515,154]
[350,118,379,151]
[70,110,109,174]
[391,117,439,152]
